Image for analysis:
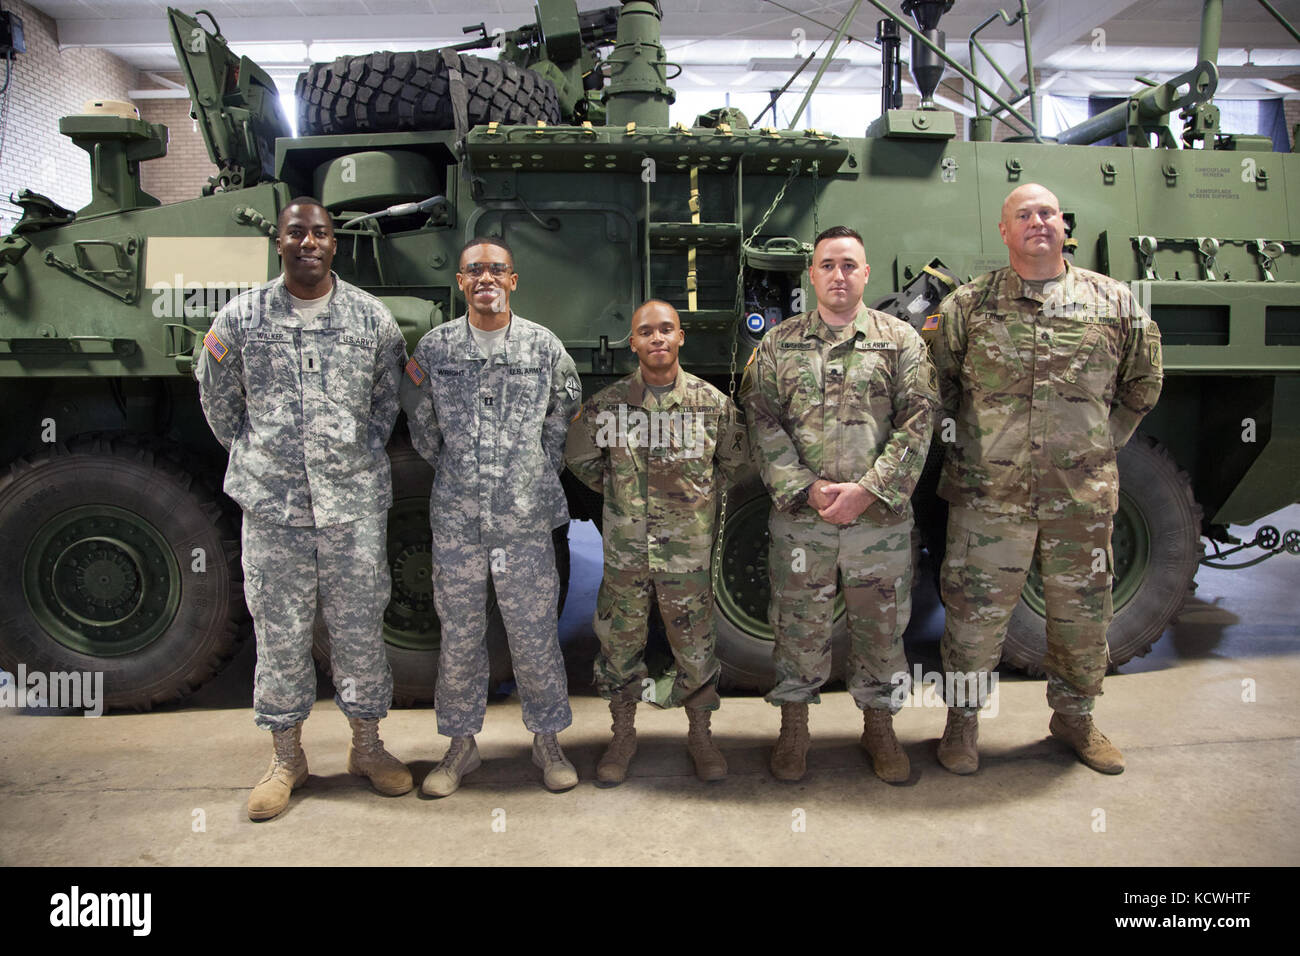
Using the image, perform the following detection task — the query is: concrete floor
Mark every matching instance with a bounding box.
[2,507,1298,867]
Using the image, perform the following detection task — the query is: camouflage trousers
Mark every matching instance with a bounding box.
[431,533,572,737]
[593,565,721,710]
[242,512,394,732]
[940,506,1113,716]
[766,510,914,712]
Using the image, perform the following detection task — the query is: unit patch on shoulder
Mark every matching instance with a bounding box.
[203,330,229,363]
[565,376,582,401]
[405,357,426,385]
[922,313,942,332]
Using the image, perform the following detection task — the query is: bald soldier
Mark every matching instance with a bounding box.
[743,225,938,784]
[566,300,748,784]
[923,183,1163,774]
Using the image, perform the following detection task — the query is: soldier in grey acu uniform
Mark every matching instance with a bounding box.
[195,198,413,821]
[400,237,581,795]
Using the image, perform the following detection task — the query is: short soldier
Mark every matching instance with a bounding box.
[566,300,748,784]
[401,237,581,795]
[195,197,413,821]
[743,225,938,783]
[924,182,1163,775]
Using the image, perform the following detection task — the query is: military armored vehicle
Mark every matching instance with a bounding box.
[0,0,1296,709]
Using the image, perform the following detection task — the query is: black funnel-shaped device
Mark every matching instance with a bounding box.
[901,0,953,105]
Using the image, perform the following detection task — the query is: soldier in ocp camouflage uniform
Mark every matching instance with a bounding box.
[743,225,938,784]
[566,300,748,785]
[195,197,413,821]
[400,236,581,795]
[923,182,1163,775]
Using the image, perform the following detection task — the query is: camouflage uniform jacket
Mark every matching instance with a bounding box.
[566,366,749,573]
[194,273,405,528]
[743,304,938,524]
[926,262,1163,518]
[400,313,580,544]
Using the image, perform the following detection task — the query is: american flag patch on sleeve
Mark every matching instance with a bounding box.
[405,357,425,385]
[922,313,941,332]
[203,330,228,362]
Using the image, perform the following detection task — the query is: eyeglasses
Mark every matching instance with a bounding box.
[462,262,512,277]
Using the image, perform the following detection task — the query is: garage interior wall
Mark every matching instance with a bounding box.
[136,91,217,206]
[0,0,139,233]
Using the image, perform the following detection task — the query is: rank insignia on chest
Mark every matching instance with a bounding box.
[405,358,425,385]
[203,330,228,363]
[922,313,941,332]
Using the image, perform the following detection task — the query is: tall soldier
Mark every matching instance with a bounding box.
[401,237,581,795]
[195,197,413,821]
[743,225,938,784]
[924,183,1163,775]
[566,300,748,785]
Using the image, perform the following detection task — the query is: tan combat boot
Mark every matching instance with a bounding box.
[421,736,481,797]
[686,707,727,782]
[1050,712,1125,774]
[860,708,910,783]
[769,702,810,782]
[596,696,638,786]
[247,723,309,821]
[346,716,414,795]
[937,708,979,775]
[532,732,579,792]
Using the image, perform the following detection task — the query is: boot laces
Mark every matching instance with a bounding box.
[442,736,469,767]
[540,733,563,763]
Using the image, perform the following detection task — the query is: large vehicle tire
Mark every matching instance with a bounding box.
[999,435,1204,673]
[0,435,247,711]
[296,50,561,136]
[711,470,848,692]
[312,439,570,706]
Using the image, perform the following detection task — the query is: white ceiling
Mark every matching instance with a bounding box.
[30,0,1300,124]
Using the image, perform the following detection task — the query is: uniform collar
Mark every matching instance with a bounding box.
[628,365,686,409]
[807,302,873,345]
[264,272,342,329]
[456,312,516,360]
[1006,260,1072,305]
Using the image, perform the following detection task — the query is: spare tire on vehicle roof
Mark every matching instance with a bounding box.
[295,49,561,136]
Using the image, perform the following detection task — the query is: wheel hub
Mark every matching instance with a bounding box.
[23,506,180,655]
[382,500,442,651]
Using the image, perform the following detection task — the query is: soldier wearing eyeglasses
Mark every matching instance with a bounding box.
[400,237,582,795]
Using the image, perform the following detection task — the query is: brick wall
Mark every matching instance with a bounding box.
[0,0,140,233]
[1283,97,1300,151]
[138,87,217,205]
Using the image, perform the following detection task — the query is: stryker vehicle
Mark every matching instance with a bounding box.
[0,0,1296,709]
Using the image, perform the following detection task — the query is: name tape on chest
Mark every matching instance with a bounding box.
[249,331,293,345]
[779,342,815,351]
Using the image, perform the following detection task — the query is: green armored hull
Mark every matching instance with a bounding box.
[0,1,1295,708]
